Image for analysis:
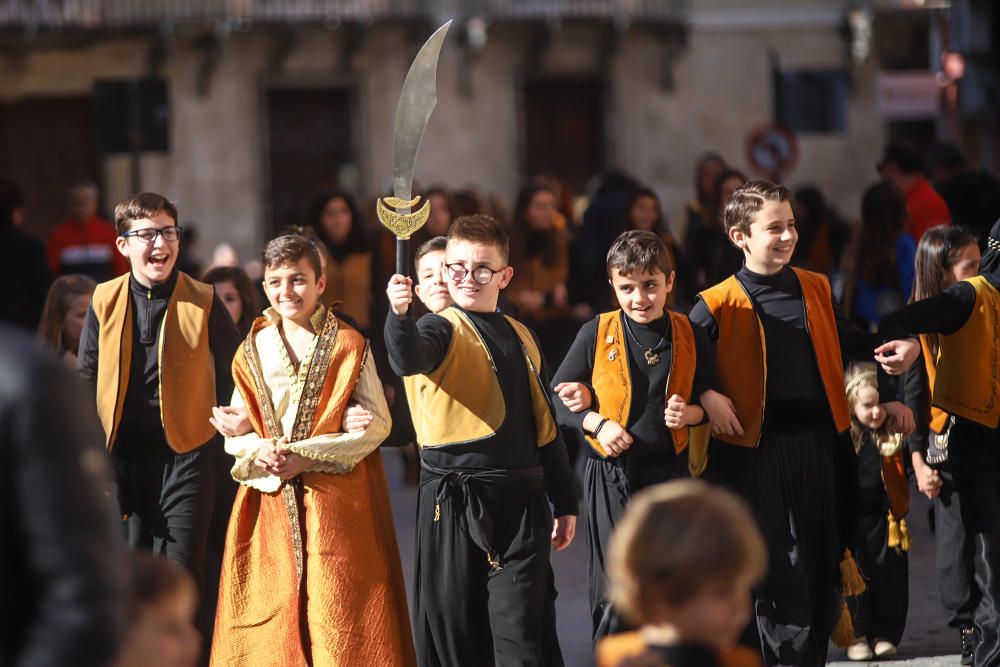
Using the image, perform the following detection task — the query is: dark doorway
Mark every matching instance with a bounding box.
[266,86,355,236]
[522,76,605,193]
[0,96,103,239]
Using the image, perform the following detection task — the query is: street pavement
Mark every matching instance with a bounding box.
[382,449,964,666]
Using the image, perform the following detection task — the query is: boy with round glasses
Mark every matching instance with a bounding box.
[77,192,241,646]
[385,214,579,666]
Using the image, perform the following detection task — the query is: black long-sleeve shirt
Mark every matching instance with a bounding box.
[881,276,1000,455]
[550,311,715,458]
[689,266,897,430]
[384,308,579,516]
[78,271,241,444]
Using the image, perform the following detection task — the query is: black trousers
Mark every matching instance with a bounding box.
[949,418,1000,666]
[113,431,218,649]
[846,504,908,645]
[707,432,841,667]
[932,466,979,628]
[412,471,561,667]
[585,453,689,642]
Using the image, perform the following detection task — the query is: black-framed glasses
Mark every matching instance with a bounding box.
[121,226,183,243]
[446,262,503,286]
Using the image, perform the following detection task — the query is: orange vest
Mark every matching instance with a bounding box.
[596,632,763,667]
[919,336,950,434]
[698,267,850,447]
[934,275,1000,428]
[91,272,217,453]
[586,310,697,457]
[231,309,366,441]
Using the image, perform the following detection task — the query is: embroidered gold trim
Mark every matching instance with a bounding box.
[243,327,306,582]
[289,310,339,442]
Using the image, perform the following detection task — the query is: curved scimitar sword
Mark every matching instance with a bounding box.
[377,20,452,280]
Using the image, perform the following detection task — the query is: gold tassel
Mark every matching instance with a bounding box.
[831,600,856,648]
[900,518,912,552]
[887,511,901,550]
[840,549,867,597]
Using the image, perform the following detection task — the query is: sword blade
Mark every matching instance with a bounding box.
[392,20,452,212]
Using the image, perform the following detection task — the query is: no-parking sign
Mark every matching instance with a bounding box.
[746,124,799,179]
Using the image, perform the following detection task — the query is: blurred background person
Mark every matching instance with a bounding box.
[306,189,378,334]
[37,274,97,368]
[46,180,127,280]
[0,178,51,331]
[201,265,260,338]
[877,140,951,243]
[845,181,916,331]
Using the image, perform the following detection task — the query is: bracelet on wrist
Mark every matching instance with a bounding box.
[592,417,610,438]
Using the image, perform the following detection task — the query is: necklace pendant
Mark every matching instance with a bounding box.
[644,350,661,366]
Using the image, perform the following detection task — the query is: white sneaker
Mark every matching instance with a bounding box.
[847,639,874,661]
[873,639,897,657]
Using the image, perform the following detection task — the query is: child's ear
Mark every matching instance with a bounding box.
[728,226,748,250]
[497,265,514,289]
[316,274,327,295]
[115,236,130,257]
[664,270,676,293]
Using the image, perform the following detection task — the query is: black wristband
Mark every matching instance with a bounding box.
[592,417,610,438]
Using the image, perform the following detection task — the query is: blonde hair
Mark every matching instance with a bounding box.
[37,274,96,354]
[845,362,891,449]
[607,479,767,625]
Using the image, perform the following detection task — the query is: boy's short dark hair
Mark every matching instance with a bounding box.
[606,230,673,277]
[608,479,767,626]
[262,234,323,280]
[724,179,792,237]
[114,192,179,235]
[415,235,448,269]
[446,214,509,263]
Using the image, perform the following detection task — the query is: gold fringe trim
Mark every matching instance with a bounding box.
[840,549,867,597]
[831,600,856,649]
[887,511,912,553]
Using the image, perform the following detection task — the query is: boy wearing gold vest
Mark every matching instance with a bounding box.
[385,214,579,666]
[689,181,916,667]
[878,219,1000,667]
[77,193,241,636]
[551,230,716,641]
[210,234,414,666]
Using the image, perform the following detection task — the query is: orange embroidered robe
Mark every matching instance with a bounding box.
[210,307,415,667]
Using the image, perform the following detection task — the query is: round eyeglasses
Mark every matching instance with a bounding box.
[121,226,183,244]
[446,263,503,286]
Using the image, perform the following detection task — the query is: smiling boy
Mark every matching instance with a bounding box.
[77,193,240,635]
[689,180,917,666]
[551,230,716,641]
[211,234,414,666]
[385,214,578,666]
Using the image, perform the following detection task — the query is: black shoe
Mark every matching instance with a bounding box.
[961,624,976,666]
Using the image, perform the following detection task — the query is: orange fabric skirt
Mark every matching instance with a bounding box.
[210,451,416,666]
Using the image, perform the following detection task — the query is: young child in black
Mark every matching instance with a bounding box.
[843,363,910,661]
[551,230,715,641]
[879,219,1000,667]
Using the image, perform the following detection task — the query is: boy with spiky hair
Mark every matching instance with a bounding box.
[385,214,578,666]
[690,180,917,666]
[551,229,716,641]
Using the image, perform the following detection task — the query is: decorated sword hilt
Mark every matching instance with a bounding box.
[377,194,431,278]
[376,195,430,241]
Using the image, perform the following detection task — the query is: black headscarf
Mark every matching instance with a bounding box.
[980,218,1000,280]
